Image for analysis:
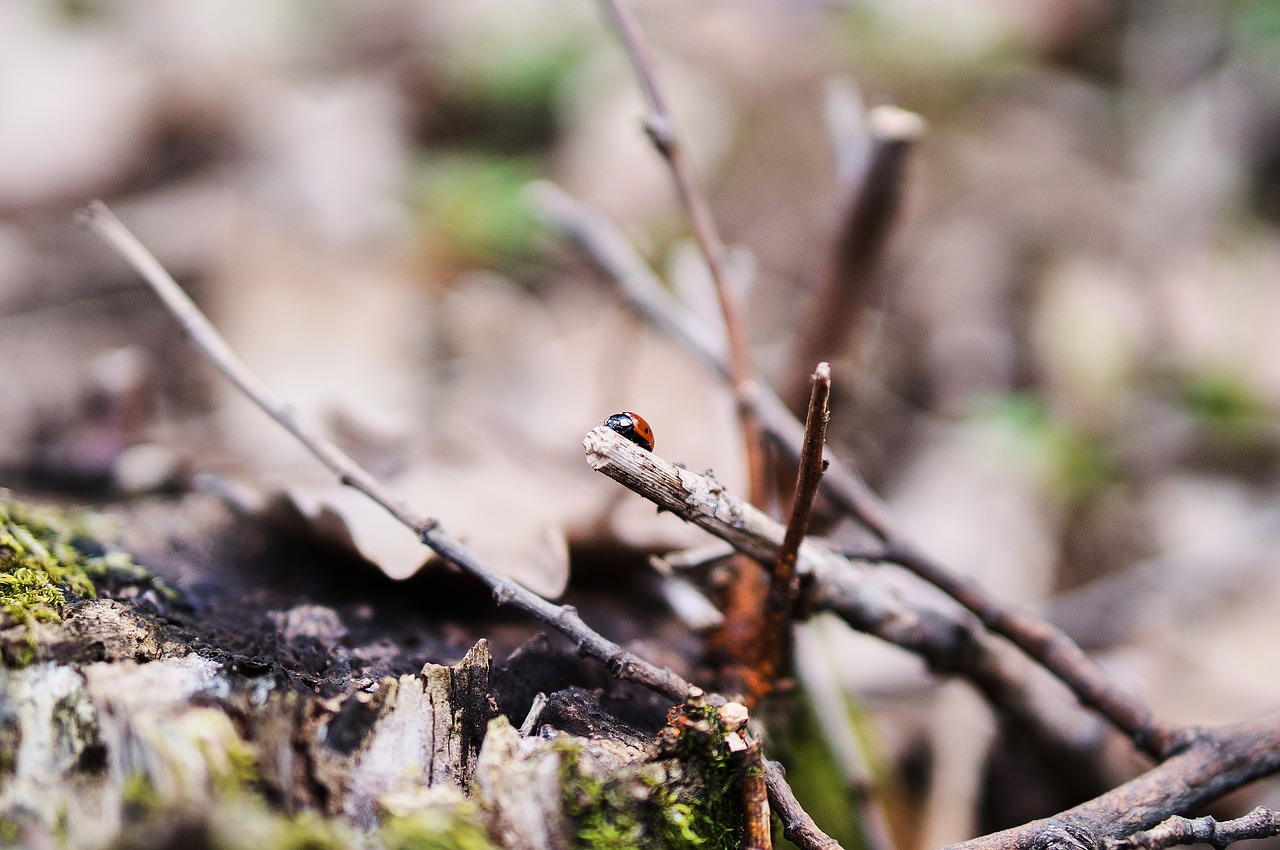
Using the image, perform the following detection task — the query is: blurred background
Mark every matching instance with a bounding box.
[1,0,1279,848]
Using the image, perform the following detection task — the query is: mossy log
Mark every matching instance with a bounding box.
[0,501,746,850]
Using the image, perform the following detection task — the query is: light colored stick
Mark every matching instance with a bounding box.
[76,200,693,704]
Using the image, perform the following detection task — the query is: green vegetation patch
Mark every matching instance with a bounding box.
[410,153,540,269]
[0,499,101,657]
[560,697,746,850]
[0,496,147,664]
[990,394,1120,508]
[381,805,495,850]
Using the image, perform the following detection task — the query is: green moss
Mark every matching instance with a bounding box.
[0,816,19,845]
[0,499,101,663]
[667,700,746,850]
[0,497,157,665]
[380,805,494,850]
[558,699,748,850]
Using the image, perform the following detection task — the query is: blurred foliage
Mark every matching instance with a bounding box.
[774,691,877,850]
[1178,368,1277,466]
[990,395,1120,509]
[409,153,540,270]
[438,39,583,152]
[1228,0,1280,52]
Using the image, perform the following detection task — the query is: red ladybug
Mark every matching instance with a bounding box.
[604,411,655,452]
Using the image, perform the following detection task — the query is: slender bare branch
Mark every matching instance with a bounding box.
[793,623,898,850]
[784,106,923,411]
[761,362,831,665]
[77,200,692,705]
[593,0,767,506]
[80,201,850,850]
[1111,807,1280,850]
[765,760,844,850]
[584,425,1110,754]
[540,185,1187,759]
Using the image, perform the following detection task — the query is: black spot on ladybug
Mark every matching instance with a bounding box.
[604,411,655,452]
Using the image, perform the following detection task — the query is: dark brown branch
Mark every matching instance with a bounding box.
[945,719,1280,850]
[784,105,923,412]
[77,200,693,706]
[537,186,1187,759]
[894,543,1188,758]
[593,0,768,506]
[1111,807,1280,850]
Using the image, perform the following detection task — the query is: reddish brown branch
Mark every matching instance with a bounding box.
[785,106,923,411]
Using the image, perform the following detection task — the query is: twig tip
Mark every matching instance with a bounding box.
[868,105,925,142]
[75,199,110,227]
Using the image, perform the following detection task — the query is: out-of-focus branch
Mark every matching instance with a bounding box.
[784,105,924,412]
[538,183,1187,759]
[77,200,693,706]
[593,0,767,505]
[1110,807,1280,850]
[944,719,1280,850]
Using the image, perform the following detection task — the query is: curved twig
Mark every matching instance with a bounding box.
[593,0,767,505]
[77,200,693,706]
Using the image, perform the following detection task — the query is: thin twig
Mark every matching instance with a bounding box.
[593,0,767,506]
[539,185,1188,759]
[793,622,898,850]
[76,200,693,705]
[584,425,1112,755]
[759,362,831,677]
[741,740,773,850]
[765,760,844,850]
[1110,807,1280,850]
[81,200,846,850]
[784,105,923,411]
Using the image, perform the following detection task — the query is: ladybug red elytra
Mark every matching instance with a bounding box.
[604,411,655,452]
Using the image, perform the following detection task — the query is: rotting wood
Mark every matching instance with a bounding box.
[0,546,753,850]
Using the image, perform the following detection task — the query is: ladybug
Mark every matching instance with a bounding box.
[604,411,655,452]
